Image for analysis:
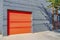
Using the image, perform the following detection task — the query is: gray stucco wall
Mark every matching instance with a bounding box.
[2,0,49,36]
[0,0,3,34]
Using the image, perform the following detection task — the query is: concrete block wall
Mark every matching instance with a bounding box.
[0,0,3,34]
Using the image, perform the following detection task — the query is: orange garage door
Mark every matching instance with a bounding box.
[7,10,32,35]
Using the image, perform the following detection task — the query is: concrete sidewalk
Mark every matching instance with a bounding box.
[2,31,60,40]
[0,34,2,40]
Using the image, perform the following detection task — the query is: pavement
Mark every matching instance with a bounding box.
[1,31,60,40]
[0,34,2,40]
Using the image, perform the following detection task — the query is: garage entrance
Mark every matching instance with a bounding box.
[7,10,32,35]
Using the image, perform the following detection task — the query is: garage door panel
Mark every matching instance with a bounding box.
[9,28,31,35]
[9,13,31,21]
[10,23,31,27]
[10,21,31,23]
[9,19,31,21]
[10,13,31,17]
